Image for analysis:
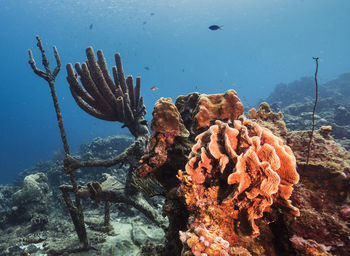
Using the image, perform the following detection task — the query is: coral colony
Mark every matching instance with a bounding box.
[137,90,299,255]
[28,37,350,255]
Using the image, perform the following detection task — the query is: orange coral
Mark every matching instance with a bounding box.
[137,133,168,178]
[137,98,189,178]
[248,102,283,122]
[178,118,299,251]
[194,90,243,129]
[151,97,189,137]
[248,102,288,138]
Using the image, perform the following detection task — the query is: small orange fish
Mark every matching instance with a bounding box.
[150,86,158,91]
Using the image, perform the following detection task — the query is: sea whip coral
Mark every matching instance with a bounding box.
[178,117,299,255]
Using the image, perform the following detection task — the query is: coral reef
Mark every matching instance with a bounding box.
[249,104,350,256]
[137,90,301,255]
[266,72,350,150]
[25,40,350,255]
[0,135,165,256]
[248,102,287,138]
[136,88,350,256]
[29,38,165,253]
[138,97,189,179]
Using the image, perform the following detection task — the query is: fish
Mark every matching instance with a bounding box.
[89,24,93,30]
[150,86,158,91]
[208,25,223,30]
[144,66,150,70]
[150,12,155,16]
[143,21,147,25]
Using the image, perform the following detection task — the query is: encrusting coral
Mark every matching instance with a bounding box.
[193,90,243,129]
[151,97,189,137]
[248,102,287,138]
[137,97,189,179]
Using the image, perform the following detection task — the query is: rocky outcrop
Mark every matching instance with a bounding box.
[265,72,350,150]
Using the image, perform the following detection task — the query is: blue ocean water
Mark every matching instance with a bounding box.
[0,0,349,185]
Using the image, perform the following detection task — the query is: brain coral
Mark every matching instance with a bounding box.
[178,117,299,254]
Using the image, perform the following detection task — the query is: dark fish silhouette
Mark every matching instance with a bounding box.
[150,12,155,16]
[89,24,93,30]
[208,25,223,30]
[143,21,147,25]
[150,86,158,91]
[144,66,150,70]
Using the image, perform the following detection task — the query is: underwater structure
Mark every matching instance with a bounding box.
[24,37,350,256]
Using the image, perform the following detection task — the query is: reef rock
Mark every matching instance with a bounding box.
[265,72,350,150]
[11,172,49,228]
[249,103,350,256]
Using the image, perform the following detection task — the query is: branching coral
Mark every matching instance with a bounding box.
[66,47,147,137]
[178,117,299,254]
